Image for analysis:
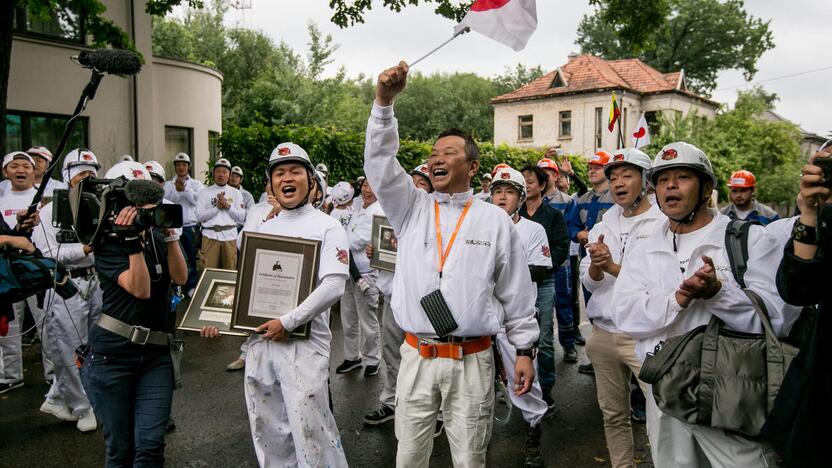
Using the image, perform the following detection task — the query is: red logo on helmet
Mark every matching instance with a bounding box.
[132,169,144,178]
[500,172,511,179]
[613,153,625,161]
[278,147,291,156]
[419,166,429,174]
[661,149,678,160]
[81,152,93,161]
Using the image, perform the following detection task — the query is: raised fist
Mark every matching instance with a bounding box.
[376,61,409,107]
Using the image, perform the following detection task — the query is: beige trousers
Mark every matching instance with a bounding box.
[395,343,494,468]
[198,237,237,271]
[585,325,647,468]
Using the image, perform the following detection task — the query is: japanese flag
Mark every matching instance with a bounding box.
[454,0,537,52]
[631,112,651,149]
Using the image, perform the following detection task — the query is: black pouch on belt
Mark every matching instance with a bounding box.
[419,289,458,338]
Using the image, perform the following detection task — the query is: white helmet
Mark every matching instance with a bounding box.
[120,154,135,162]
[649,142,717,188]
[313,170,328,209]
[62,148,100,182]
[144,160,166,181]
[214,158,232,171]
[173,152,191,164]
[26,146,53,162]
[231,166,244,177]
[330,181,354,206]
[606,147,652,188]
[410,163,432,189]
[106,161,149,181]
[315,162,328,175]
[490,166,527,200]
[266,142,314,177]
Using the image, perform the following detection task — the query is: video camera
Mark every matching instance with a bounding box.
[52,176,182,245]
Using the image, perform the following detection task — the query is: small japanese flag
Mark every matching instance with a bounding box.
[454,0,538,52]
[631,112,650,149]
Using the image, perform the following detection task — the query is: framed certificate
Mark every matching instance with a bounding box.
[178,269,248,336]
[231,232,320,338]
[371,215,397,272]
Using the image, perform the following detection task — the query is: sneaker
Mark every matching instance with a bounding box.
[433,419,444,439]
[631,389,647,423]
[574,334,586,346]
[0,381,24,395]
[76,411,97,432]
[523,424,544,468]
[226,358,245,372]
[364,364,379,377]
[563,347,578,363]
[578,363,595,375]
[363,405,395,425]
[21,333,34,347]
[335,359,362,374]
[541,385,555,409]
[40,400,77,422]
[631,405,646,423]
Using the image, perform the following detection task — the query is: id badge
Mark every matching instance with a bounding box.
[419,289,458,337]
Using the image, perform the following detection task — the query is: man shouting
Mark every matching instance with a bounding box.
[364,61,539,468]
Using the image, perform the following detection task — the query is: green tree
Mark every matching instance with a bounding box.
[492,63,545,96]
[576,0,774,94]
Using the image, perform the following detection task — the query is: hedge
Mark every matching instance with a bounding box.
[217,122,588,191]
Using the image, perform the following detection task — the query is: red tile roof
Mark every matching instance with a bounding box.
[491,54,711,104]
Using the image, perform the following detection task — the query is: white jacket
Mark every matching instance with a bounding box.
[195,184,247,241]
[164,176,205,226]
[346,200,384,275]
[611,210,801,362]
[31,202,94,269]
[363,103,538,348]
[580,204,665,333]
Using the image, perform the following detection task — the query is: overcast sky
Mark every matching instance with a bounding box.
[213,0,829,137]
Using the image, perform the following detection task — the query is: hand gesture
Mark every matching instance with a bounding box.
[376,61,409,107]
[559,158,573,176]
[544,147,559,160]
[175,178,186,192]
[216,192,229,210]
[114,206,138,227]
[676,255,722,307]
[256,319,287,341]
[799,147,832,219]
[16,209,40,232]
[587,234,613,271]
[513,355,535,396]
[576,229,589,246]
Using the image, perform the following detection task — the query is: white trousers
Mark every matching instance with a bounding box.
[0,302,24,383]
[244,336,347,468]
[495,332,547,427]
[340,277,380,366]
[645,388,779,467]
[379,298,403,408]
[395,342,494,468]
[25,295,55,381]
[42,278,101,416]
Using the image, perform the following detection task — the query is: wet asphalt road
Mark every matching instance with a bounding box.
[0,304,651,468]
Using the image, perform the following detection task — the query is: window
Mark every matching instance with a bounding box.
[518,115,533,141]
[645,111,660,136]
[559,111,572,138]
[13,5,85,44]
[5,110,88,155]
[209,131,221,164]
[594,107,603,149]
[165,126,194,177]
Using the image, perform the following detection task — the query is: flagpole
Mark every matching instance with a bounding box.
[617,90,625,149]
[409,27,470,68]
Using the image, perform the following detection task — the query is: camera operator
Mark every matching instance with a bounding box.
[762,146,832,466]
[80,162,187,466]
[29,149,102,431]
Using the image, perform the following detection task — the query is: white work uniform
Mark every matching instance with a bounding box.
[579,203,664,468]
[495,216,550,427]
[164,175,205,228]
[376,269,403,408]
[31,201,100,417]
[364,103,538,467]
[611,210,800,467]
[340,200,383,367]
[329,205,354,230]
[37,177,66,198]
[243,203,348,468]
[238,185,255,211]
[196,184,247,240]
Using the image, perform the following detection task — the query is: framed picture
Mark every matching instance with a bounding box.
[178,269,248,336]
[371,215,397,272]
[231,231,320,338]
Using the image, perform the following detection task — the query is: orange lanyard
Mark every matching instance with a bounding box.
[434,199,473,278]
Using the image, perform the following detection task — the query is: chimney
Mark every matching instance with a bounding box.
[567,52,579,62]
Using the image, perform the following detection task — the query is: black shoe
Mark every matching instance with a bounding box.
[541,385,555,409]
[433,418,444,438]
[21,333,34,348]
[523,424,544,468]
[578,363,595,375]
[631,405,646,423]
[364,364,379,377]
[563,347,578,363]
[363,405,395,425]
[631,389,646,423]
[0,381,24,394]
[574,334,586,346]
[335,359,362,374]
[166,417,177,433]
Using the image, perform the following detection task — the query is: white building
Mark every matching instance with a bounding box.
[6,0,222,178]
[491,54,719,156]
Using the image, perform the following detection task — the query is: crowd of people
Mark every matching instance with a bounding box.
[0,60,829,468]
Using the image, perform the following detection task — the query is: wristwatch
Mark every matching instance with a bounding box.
[516,347,537,358]
[791,220,818,245]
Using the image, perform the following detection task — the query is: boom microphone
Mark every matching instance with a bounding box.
[124,180,165,206]
[77,49,142,75]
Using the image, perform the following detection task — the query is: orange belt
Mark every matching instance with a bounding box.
[405,333,491,360]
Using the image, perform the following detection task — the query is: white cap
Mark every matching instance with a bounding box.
[62,148,100,182]
[214,158,232,170]
[490,166,526,199]
[649,142,716,188]
[106,161,150,180]
[266,142,313,177]
[605,148,652,179]
[120,154,135,162]
[330,181,353,206]
[26,146,53,162]
[144,160,166,181]
[231,166,244,177]
[174,152,191,164]
[3,151,35,169]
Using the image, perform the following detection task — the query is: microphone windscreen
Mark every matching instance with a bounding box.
[124,180,164,206]
[77,49,142,75]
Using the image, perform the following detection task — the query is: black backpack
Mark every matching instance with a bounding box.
[0,248,78,305]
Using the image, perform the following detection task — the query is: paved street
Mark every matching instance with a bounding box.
[1,305,651,467]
